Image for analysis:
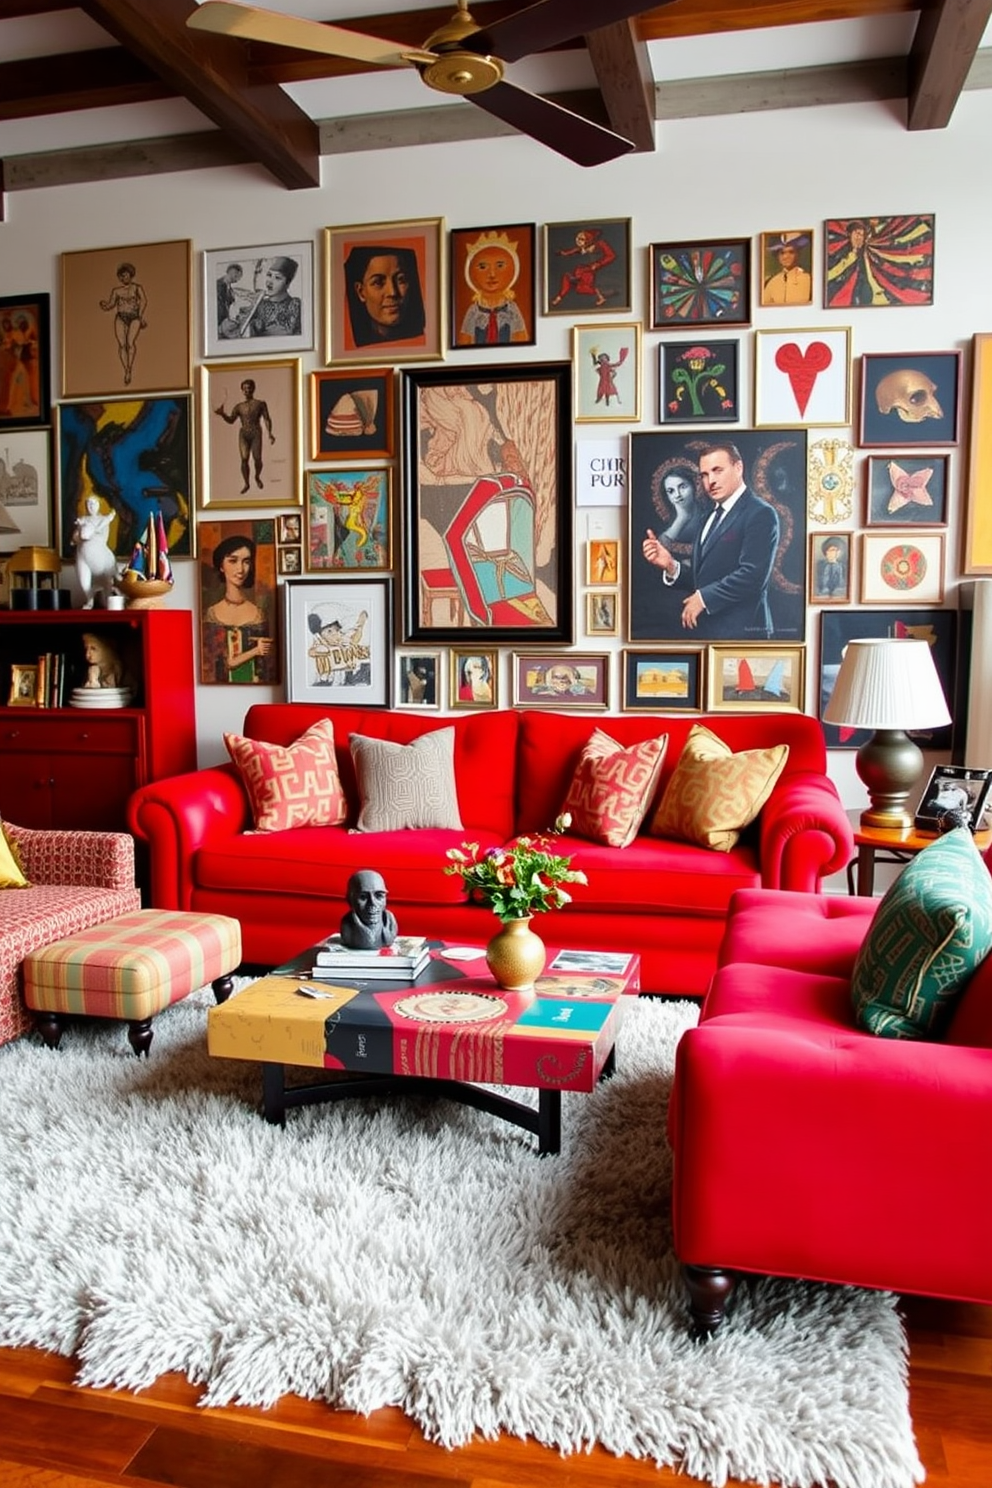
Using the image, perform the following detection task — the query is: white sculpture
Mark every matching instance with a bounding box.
[72,496,118,608]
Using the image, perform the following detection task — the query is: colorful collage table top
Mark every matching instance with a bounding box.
[207,942,640,1094]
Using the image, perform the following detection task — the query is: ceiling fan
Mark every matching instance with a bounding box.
[187,0,669,167]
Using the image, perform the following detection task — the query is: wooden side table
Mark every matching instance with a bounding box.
[848,808,992,895]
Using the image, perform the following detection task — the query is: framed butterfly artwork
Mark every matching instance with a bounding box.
[865,454,948,527]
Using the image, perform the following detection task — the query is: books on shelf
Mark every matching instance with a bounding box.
[313,933,428,969]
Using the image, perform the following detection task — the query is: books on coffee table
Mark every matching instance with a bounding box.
[309,934,430,981]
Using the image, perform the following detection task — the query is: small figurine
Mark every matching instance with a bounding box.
[72,495,118,608]
[81,631,124,689]
[340,869,398,950]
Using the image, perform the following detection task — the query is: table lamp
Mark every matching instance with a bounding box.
[823,637,952,829]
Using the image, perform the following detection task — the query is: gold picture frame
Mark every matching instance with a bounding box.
[324,218,445,367]
[586,538,619,586]
[198,359,302,510]
[706,644,805,712]
[586,591,619,635]
[8,663,38,706]
[964,332,992,574]
[450,648,499,709]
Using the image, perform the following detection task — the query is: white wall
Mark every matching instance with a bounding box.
[3,84,989,799]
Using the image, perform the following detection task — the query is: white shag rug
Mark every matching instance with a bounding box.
[0,987,924,1488]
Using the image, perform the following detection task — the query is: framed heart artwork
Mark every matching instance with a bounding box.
[754,328,851,428]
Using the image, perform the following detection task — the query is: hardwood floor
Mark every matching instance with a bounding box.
[0,1295,988,1487]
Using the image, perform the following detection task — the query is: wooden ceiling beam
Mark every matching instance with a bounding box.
[76,0,321,189]
[585,18,656,152]
[0,47,168,122]
[907,0,992,129]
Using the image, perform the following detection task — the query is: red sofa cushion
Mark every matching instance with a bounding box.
[547,833,760,916]
[717,888,877,978]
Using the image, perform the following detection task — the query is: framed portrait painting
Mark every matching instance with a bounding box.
[202,241,314,358]
[197,518,279,686]
[324,218,444,366]
[304,468,391,572]
[754,327,851,428]
[866,454,948,527]
[0,429,52,553]
[627,429,808,644]
[819,608,956,751]
[511,652,609,709]
[56,395,193,560]
[396,651,440,709]
[758,230,813,308]
[860,531,945,604]
[450,223,535,349]
[309,368,394,462]
[0,293,51,429]
[401,361,572,644]
[198,358,301,509]
[450,648,499,709]
[824,215,935,309]
[859,350,961,448]
[61,240,192,398]
[573,322,641,424]
[706,644,805,713]
[621,649,702,712]
[649,239,750,330]
[543,219,631,315]
[808,531,851,604]
[660,339,739,424]
[283,577,391,706]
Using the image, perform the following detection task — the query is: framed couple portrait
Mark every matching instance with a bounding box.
[324,218,445,366]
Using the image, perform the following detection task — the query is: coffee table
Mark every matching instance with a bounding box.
[207,940,640,1154]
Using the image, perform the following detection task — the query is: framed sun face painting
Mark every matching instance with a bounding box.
[450,223,536,349]
[649,239,750,329]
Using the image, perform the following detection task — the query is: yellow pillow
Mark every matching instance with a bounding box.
[0,821,29,888]
[649,724,789,852]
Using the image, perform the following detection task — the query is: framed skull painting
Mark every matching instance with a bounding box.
[859,350,961,448]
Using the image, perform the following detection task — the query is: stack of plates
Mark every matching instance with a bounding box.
[69,687,133,709]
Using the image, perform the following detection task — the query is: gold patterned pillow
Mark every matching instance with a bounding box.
[649,724,789,851]
[350,727,463,832]
[560,728,669,848]
[0,819,29,888]
[224,718,347,832]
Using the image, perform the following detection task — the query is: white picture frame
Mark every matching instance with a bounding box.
[202,240,315,358]
[283,577,392,705]
[754,327,851,428]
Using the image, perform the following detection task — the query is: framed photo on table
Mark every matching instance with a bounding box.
[0,292,51,429]
[859,350,961,447]
[198,359,301,509]
[401,361,572,644]
[450,222,535,348]
[283,577,391,706]
[914,765,992,833]
[202,240,314,358]
[309,368,394,462]
[324,218,444,366]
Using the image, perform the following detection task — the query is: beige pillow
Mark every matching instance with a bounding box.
[350,727,463,832]
[649,724,789,851]
[560,729,668,848]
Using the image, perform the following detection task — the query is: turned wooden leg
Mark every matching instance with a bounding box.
[127,1017,154,1058]
[683,1264,737,1336]
[34,1012,64,1049]
[212,973,235,1004]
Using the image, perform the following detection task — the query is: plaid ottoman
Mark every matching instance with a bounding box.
[22,909,243,1057]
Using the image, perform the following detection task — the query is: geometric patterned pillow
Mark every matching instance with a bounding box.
[560,728,669,848]
[224,718,347,833]
[851,827,992,1039]
[648,723,789,851]
[350,726,463,832]
[0,818,29,888]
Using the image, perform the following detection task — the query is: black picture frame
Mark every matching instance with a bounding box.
[542,219,631,316]
[0,292,51,430]
[865,453,948,526]
[622,649,702,711]
[649,239,751,330]
[819,608,957,751]
[914,765,992,833]
[401,361,573,644]
[660,338,739,423]
[859,350,961,448]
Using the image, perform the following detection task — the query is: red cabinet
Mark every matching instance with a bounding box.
[0,609,195,831]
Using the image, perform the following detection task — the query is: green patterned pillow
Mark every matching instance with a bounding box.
[851,828,992,1039]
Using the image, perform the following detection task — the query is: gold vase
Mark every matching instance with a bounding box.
[485,916,545,993]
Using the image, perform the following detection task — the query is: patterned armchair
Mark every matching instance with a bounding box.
[0,823,140,1047]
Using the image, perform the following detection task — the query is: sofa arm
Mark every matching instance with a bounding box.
[757,771,854,892]
[127,764,249,910]
[6,823,135,890]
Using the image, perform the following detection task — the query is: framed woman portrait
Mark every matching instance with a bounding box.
[859,350,961,448]
[0,292,51,429]
[324,218,444,366]
[202,240,314,358]
[573,322,641,424]
[283,577,392,706]
[511,652,609,709]
[309,367,394,462]
[543,219,631,315]
[61,240,192,399]
[450,648,499,709]
[198,358,301,509]
[866,454,948,526]
[396,651,440,709]
[304,468,391,572]
[622,649,702,712]
[402,361,572,644]
[808,531,851,604]
[450,223,535,349]
[197,518,279,686]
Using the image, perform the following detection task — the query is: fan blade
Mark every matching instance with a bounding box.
[187,2,436,70]
[466,0,678,65]
[469,79,634,167]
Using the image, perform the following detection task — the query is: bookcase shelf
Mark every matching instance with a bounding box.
[0,608,196,831]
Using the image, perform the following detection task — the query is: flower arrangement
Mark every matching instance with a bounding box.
[445,814,587,922]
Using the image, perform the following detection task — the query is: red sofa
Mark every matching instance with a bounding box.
[127,705,852,996]
[670,885,992,1330]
